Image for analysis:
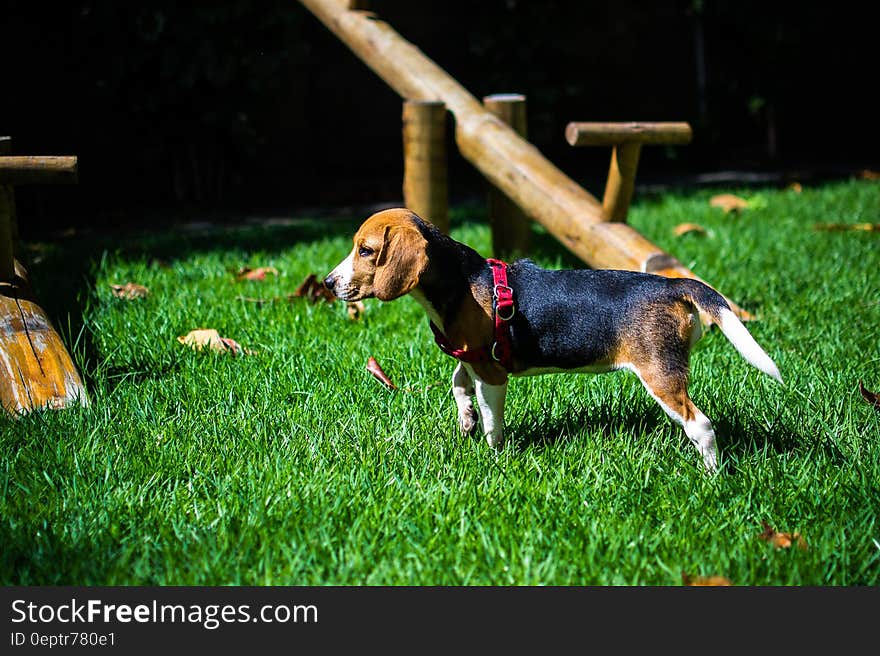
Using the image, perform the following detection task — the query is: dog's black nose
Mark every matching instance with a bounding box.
[323,275,335,291]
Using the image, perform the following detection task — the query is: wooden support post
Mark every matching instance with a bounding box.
[484,94,531,258]
[0,187,14,282]
[0,149,77,277]
[402,99,449,233]
[602,142,642,223]
[0,137,14,281]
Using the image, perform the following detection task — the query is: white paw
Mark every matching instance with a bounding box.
[485,430,504,449]
[702,447,719,474]
[458,404,479,435]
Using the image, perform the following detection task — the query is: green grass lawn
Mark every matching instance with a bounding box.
[2,178,879,585]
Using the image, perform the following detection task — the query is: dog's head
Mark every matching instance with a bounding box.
[324,208,428,302]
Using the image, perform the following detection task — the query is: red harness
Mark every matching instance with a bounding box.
[429,258,515,370]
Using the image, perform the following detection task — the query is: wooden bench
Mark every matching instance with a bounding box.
[565,122,692,222]
[0,136,87,415]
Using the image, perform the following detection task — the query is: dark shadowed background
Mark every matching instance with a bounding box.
[2,1,876,235]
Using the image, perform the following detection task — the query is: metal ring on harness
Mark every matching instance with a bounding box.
[495,303,515,321]
[493,284,515,321]
[491,341,502,362]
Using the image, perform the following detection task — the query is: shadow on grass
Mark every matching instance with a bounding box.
[0,523,117,585]
[505,393,827,474]
[713,413,848,472]
[508,402,664,451]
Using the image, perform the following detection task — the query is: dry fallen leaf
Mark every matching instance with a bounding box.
[858,380,880,409]
[177,328,247,356]
[294,273,319,296]
[681,572,732,586]
[293,273,337,304]
[812,222,880,232]
[236,266,279,281]
[673,223,707,237]
[347,301,366,320]
[759,521,808,550]
[110,282,150,299]
[709,193,750,214]
[366,356,396,389]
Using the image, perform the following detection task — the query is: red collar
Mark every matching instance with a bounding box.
[429,258,515,370]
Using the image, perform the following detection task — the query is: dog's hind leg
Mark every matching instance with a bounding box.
[452,362,478,435]
[630,364,719,473]
[682,408,719,473]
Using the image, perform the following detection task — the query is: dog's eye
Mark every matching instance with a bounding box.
[358,245,374,258]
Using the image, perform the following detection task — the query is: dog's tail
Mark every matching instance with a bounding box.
[682,280,783,383]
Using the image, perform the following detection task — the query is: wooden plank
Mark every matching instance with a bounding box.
[565,122,693,146]
[0,156,78,185]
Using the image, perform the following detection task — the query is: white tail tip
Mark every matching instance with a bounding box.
[719,309,783,383]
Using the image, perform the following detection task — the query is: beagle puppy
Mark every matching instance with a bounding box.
[324,208,781,472]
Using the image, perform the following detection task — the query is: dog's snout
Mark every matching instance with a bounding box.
[323,274,336,291]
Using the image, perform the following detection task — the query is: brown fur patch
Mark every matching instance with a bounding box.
[612,299,699,423]
[347,209,428,301]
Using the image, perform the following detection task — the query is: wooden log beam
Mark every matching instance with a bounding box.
[402,100,449,233]
[0,156,78,185]
[0,138,14,281]
[298,0,749,317]
[484,94,531,258]
[565,122,693,147]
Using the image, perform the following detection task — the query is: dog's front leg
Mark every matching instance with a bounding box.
[467,367,508,448]
[452,362,478,435]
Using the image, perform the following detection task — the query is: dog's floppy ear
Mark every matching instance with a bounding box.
[373,224,427,301]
